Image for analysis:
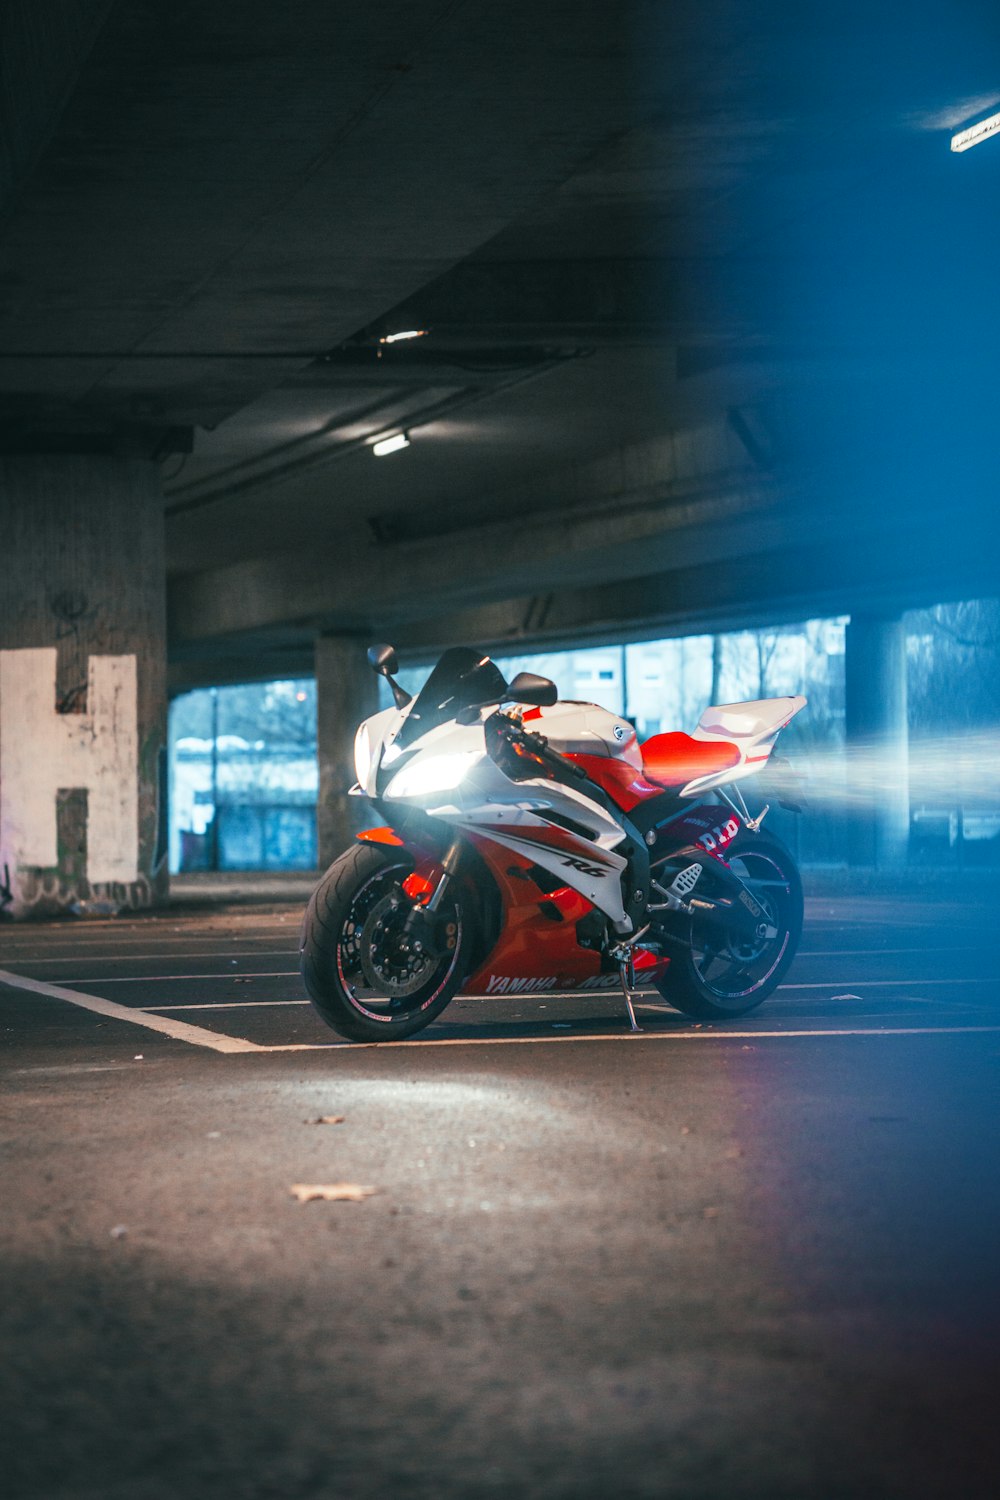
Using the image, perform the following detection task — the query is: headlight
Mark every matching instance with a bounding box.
[385,751,480,800]
[353,723,372,786]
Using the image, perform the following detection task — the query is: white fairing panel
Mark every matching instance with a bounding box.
[363,703,633,927]
[681,695,807,796]
[519,701,641,767]
[448,753,630,925]
[695,697,807,743]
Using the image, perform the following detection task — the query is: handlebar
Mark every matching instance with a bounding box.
[488,711,590,783]
[521,727,589,781]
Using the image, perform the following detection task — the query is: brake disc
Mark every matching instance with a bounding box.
[358,893,435,998]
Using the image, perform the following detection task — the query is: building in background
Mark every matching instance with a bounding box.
[170,602,998,872]
[169,680,317,873]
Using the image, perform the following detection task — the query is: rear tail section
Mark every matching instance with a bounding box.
[682,695,806,795]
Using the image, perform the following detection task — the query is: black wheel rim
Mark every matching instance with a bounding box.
[334,864,463,1023]
[689,850,793,1007]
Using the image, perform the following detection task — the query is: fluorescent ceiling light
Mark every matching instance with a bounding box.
[372,432,410,457]
[951,110,1000,152]
[379,329,428,344]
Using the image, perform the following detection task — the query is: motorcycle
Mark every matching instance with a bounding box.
[300,643,806,1042]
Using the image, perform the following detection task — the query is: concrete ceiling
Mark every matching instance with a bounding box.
[3,1,999,687]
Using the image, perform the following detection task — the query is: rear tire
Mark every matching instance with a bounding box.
[653,830,802,1021]
[300,842,475,1042]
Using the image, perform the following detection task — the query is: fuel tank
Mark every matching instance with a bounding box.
[522,701,641,766]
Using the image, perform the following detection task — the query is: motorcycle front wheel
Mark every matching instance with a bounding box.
[652,830,803,1021]
[299,841,475,1042]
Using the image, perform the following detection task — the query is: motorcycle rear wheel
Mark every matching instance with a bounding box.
[652,830,802,1021]
[300,842,475,1042]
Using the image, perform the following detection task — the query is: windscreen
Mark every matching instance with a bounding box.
[395,647,507,749]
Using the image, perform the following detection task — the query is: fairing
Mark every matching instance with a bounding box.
[350,647,804,948]
[677,695,807,795]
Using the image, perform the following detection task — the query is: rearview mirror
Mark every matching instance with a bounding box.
[367,643,399,676]
[504,671,558,707]
[367,642,410,708]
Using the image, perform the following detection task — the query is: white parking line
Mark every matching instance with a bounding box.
[0,931,294,948]
[248,1025,1000,1053]
[139,978,994,1014]
[795,946,988,958]
[52,970,299,984]
[5,963,1000,1054]
[0,920,296,945]
[141,987,664,1011]
[0,969,265,1053]
[148,999,310,1011]
[54,971,995,992]
[5,950,298,966]
[2,943,982,971]
[779,978,995,989]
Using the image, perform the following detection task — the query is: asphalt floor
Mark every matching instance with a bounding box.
[2,884,998,1498]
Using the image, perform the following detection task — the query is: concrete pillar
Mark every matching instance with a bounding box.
[0,457,167,918]
[315,635,380,869]
[844,612,909,868]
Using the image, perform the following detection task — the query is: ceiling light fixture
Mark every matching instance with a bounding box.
[372,432,410,457]
[951,110,1000,152]
[379,329,429,344]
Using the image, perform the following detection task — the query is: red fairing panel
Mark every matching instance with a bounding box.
[357,827,444,896]
[357,826,405,846]
[563,752,665,812]
[359,826,672,995]
[641,732,740,788]
[461,838,611,994]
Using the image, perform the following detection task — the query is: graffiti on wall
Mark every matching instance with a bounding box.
[0,648,139,914]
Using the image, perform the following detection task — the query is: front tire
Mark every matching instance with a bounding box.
[300,842,475,1042]
[653,830,803,1021]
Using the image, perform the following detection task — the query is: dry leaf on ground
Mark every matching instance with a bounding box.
[289,1182,376,1203]
[305,1115,345,1126]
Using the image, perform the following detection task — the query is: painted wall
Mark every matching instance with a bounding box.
[1,648,139,893]
[0,455,167,918]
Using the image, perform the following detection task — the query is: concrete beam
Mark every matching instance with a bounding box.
[363,257,803,350]
[352,255,1000,360]
[168,417,769,643]
[391,511,1000,661]
[166,470,1000,691]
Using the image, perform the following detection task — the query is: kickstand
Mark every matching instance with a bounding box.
[619,949,641,1032]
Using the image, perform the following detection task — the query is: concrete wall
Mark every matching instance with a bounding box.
[0,456,167,917]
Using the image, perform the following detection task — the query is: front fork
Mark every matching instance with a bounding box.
[424,839,463,911]
[401,839,463,959]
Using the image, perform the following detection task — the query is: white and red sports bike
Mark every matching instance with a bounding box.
[300,644,806,1042]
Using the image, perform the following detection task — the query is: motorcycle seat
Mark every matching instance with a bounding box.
[641,732,741,788]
